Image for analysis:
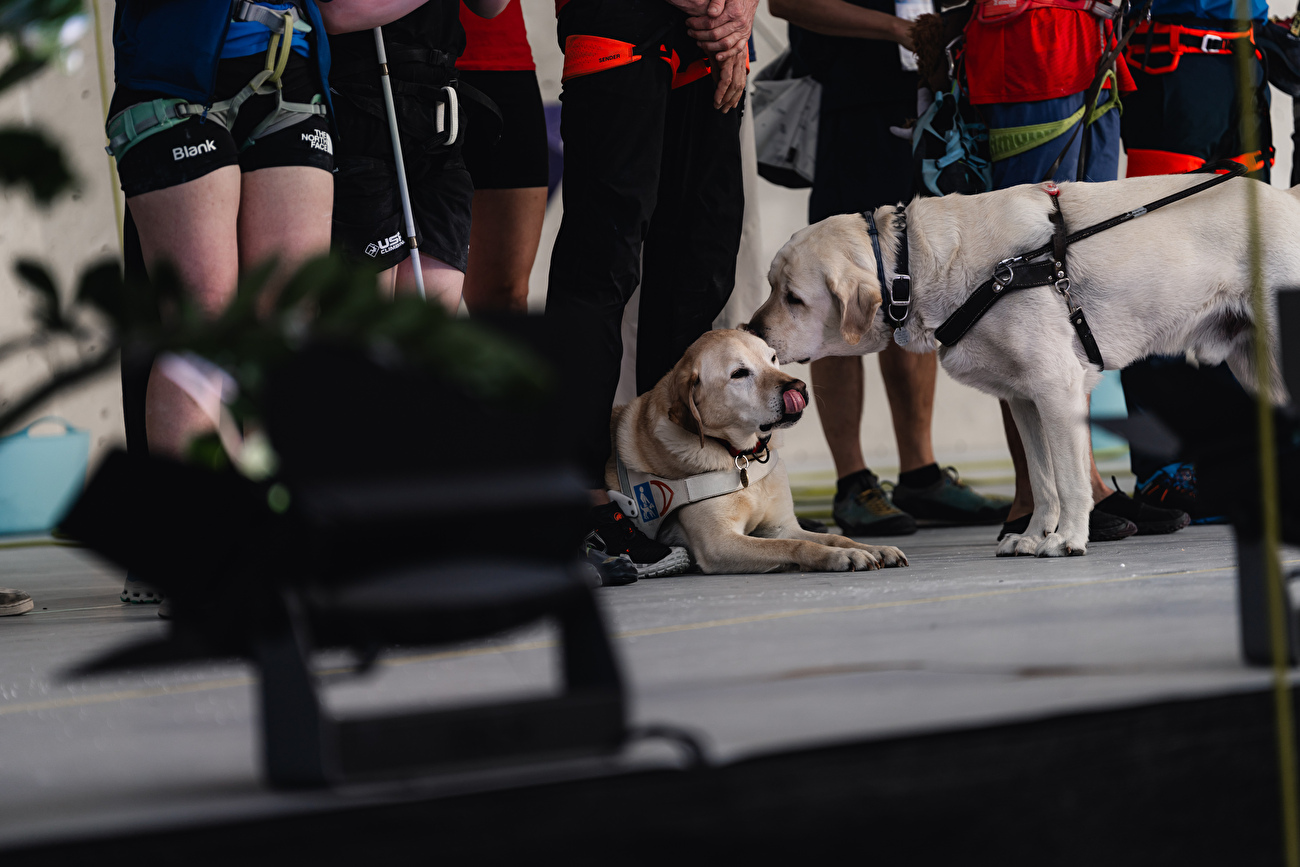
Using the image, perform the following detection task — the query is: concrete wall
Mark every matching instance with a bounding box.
[1,0,1296,483]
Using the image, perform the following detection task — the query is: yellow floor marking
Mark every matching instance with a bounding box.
[2,559,1288,717]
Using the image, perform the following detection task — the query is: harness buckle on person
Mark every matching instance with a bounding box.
[104,1,327,162]
[1201,33,1226,53]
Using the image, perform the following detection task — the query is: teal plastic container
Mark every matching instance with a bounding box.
[0,417,90,536]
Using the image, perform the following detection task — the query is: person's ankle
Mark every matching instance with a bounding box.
[898,463,941,489]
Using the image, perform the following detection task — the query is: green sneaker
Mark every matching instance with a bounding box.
[890,466,1012,526]
[832,469,917,536]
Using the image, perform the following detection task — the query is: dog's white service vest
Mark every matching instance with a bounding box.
[609,449,780,539]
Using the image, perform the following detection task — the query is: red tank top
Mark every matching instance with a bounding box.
[458,0,535,72]
[964,8,1134,104]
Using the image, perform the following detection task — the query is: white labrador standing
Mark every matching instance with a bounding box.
[608,329,909,573]
[746,174,1297,557]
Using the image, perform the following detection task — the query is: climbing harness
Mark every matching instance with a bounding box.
[104,2,327,162]
[1125,18,1256,74]
[974,0,1120,23]
[933,161,1248,368]
[561,22,735,89]
[608,438,777,540]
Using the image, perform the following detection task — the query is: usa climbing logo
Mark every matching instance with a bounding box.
[365,233,402,258]
[634,482,659,521]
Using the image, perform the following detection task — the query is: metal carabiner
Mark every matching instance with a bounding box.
[992,257,1020,292]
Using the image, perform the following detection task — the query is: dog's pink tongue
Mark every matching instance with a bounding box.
[783,389,806,414]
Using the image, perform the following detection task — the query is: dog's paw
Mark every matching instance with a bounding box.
[826,547,880,572]
[996,533,1040,557]
[1035,532,1086,557]
[865,545,908,568]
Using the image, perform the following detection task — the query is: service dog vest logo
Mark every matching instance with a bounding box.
[365,233,403,258]
[173,139,216,161]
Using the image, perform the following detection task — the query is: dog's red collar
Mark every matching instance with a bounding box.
[714,434,772,458]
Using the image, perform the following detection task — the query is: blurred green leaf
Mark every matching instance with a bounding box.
[0,127,73,203]
[74,258,126,327]
[0,54,47,94]
[14,257,62,329]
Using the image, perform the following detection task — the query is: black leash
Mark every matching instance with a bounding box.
[934,161,1248,364]
[1042,0,1157,183]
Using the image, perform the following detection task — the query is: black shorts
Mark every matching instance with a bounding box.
[809,95,915,224]
[109,53,334,198]
[459,70,549,190]
[330,83,473,273]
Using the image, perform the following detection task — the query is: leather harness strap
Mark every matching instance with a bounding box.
[934,161,1247,367]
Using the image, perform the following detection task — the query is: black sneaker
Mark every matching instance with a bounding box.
[997,509,1138,542]
[0,588,33,617]
[585,503,690,579]
[832,469,917,536]
[582,547,639,587]
[890,466,1013,526]
[1134,462,1227,524]
[1094,478,1191,535]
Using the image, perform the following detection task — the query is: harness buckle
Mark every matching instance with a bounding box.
[993,257,1020,291]
[1201,33,1226,53]
[889,275,911,321]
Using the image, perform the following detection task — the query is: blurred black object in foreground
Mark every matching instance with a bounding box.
[62,322,628,787]
[1103,292,1300,665]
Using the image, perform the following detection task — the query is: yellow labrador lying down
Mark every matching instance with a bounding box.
[606,329,908,574]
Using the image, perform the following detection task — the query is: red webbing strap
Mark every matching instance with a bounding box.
[561,35,643,82]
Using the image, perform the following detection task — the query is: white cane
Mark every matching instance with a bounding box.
[373,26,426,300]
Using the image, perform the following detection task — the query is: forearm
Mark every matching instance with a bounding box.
[768,0,910,43]
[317,0,432,34]
[463,0,510,18]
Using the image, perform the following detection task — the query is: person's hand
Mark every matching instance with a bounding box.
[664,0,724,17]
[710,50,747,112]
[686,0,758,60]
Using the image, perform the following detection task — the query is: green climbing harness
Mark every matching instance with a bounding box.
[987,69,1122,163]
[104,3,327,162]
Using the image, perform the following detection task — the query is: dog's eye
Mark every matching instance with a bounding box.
[771,355,778,364]
[731,368,750,379]
[786,292,804,306]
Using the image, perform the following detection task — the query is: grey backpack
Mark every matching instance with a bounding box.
[751,49,821,189]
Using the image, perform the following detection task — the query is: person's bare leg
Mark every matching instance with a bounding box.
[1086,394,1114,503]
[462,186,547,315]
[1002,399,1033,522]
[383,255,464,312]
[238,165,334,300]
[1004,396,1114,523]
[810,355,866,478]
[127,166,241,459]
[879,344,937,473]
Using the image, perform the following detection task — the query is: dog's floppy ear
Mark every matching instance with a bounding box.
[828,277,879,346]
[667,367,706,450]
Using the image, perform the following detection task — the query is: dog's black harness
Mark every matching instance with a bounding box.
[928,160,1248,369]
[862,206,913,345]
